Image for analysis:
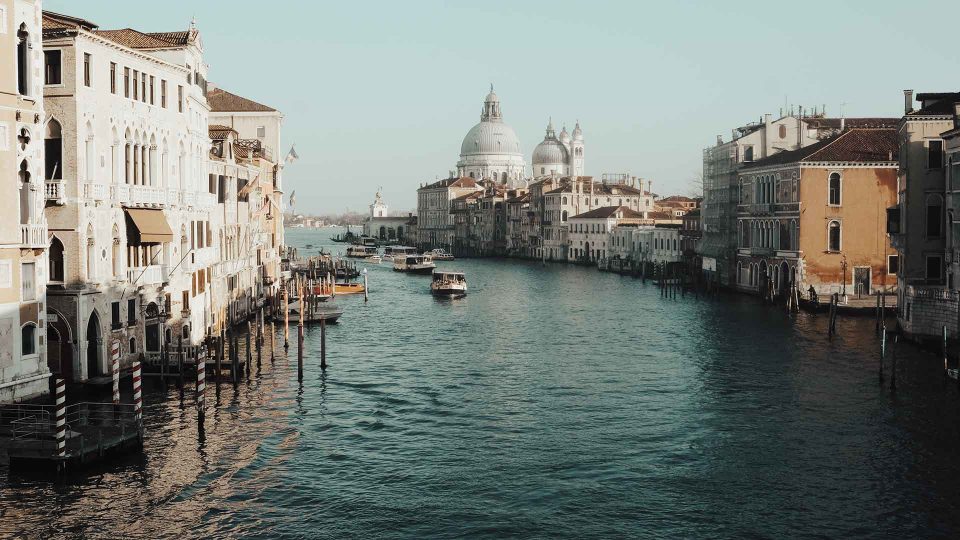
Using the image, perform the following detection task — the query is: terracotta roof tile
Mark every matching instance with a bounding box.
[93,28,182,49]
[207,87,276,112]
[910,92,960,117]
[571,206,646,220]
[743,128,898,168]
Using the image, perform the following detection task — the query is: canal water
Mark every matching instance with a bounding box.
[3,227,960,539]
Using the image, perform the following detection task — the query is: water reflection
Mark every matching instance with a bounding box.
[2,229,960,538]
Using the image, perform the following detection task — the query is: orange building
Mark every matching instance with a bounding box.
[733,127,899,299]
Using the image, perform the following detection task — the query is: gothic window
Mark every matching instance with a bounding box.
[45,119,63,180]
[19,160,30,225]
[828,220,841,252]
[50,236,65,282]
[828,172,841,206]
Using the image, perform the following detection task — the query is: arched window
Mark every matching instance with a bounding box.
[49,236,65,282]
[738,179,744,203]
[828,220,841,252]
[45,119,63,180]
[129,337,136,355]
[502,172,507,182]
[112,226,122,278]
[22,323,37,356]
[828,172,841,206]
[19,160,31,225]
[562,197,567,205]
[561,210,568,222]
[17,24,28,96]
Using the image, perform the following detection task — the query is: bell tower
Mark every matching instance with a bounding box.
[571,121,585,176]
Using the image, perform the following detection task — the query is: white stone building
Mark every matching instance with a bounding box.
[567,206,649,263]
[1,0,50,402]
[416,176,482,250]
[41,11,214,381]
[456,86,525,186]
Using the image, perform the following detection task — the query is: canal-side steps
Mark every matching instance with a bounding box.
[0,402,143,472]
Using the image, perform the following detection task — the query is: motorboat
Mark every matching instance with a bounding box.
[288,298,343,324]
[333,282,366,295]
[368,255,382,264]
[393,254,436,274]
[346,245,378,258]
[428,248,455,261]
[431,270,466,297]
[382,245,418,262]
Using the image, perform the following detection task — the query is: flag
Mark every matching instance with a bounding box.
[285,144,299,164]
[289,190,296,207]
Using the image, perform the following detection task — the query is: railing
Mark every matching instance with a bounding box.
[906,285,958,301]
[127,264,169,285]
[45,180,65,203]
[9,402,140,457]
[84,182,110,202]
[20,223,47,249]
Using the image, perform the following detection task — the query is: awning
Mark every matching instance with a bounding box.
[125,209,173,244]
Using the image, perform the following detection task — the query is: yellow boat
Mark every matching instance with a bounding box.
[334,282,366,294]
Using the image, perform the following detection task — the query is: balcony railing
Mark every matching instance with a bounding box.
[20,223,47,249]
[45,180,65,204]
[127,265,170,286]
[83,182,110,202]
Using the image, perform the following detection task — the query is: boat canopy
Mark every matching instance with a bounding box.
[433,271,465,281]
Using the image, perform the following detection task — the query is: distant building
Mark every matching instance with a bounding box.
[531,119,584,177]
[456,87,525,185]
[567,206,650,263]
[416,176,482,250]
[363,191,412,243]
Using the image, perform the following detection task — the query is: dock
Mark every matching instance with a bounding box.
[1,402,143,471]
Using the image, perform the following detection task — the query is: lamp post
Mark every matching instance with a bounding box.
[841,253,848,297]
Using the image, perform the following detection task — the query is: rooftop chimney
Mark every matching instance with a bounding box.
[904,89,914,114]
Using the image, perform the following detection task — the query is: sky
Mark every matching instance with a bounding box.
[46,0,960,215]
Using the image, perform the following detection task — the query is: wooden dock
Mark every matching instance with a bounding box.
[1,402,143,471]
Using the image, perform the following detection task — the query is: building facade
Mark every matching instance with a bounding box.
[1,0,50,402]
[456,86,525,185]
[736,128,898,300]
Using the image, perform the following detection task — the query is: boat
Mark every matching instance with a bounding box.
[333,282,366,294]
[431,270,467,297]
[346,245,378,258]
[393,254,436,274]
[330,226,359,243]
[368,255,382,264]
[383,245,418,262]
[428,248,455,261]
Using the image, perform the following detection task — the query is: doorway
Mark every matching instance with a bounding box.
[46,310,74,382]
[854,266,871,297]
[86,311,103,378]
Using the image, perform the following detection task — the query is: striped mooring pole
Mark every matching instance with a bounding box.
[111,341,120,405]
[196,350,206,427]
[55,377,66,462]
[132,356,143,425]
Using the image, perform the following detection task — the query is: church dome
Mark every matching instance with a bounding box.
[460,121,523,157]
[532,138,568,166]
[559,125,571,145]
[572,121,583,141]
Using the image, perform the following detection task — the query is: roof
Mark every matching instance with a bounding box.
[743,128,898,168]
[909,92,960,117]
[659,195,695,202]
[805,117,900,129]
[93,29,181,49]
[506,193,530,203]
[421,177,478,190]
[207,87,276,113]
[42,11,97,32]
[685,208,701,218]
[208,125,236,140]
[571,206,646,220]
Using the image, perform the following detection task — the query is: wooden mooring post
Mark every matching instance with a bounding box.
[111,340,120,406]
[879,327,886,383]
[270,320,276,363]
[875,292,882,333]
[55,377,66,464]
[297,280,305,381]
[283,284,290,350]
[891,334,898,392]
[943,325,949,377]
[133,355,143,425]
[177,338,184,401]
[196,349,206,429]
[321,317,327,370]
[246,321,252,382]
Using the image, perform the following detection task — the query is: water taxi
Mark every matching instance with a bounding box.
[333,282,366,294]
[346,245,378,258]
[431,270,466,297]
[368,255,382,264]
[382,245,418,262]
[393,254,436,274]
[428,248,455,261]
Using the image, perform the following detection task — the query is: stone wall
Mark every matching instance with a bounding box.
[900,286,960,339]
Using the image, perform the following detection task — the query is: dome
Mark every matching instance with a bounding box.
[559,125,571,145]
[572,121,583,141]
[460,121,523,157]
[533,138,568,166]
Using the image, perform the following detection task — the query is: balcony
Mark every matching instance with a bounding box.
[83,182,110,202]
[20,223,47,249]
[127,265,170,286]
[113,184,167,208]
[45,180,65,205]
